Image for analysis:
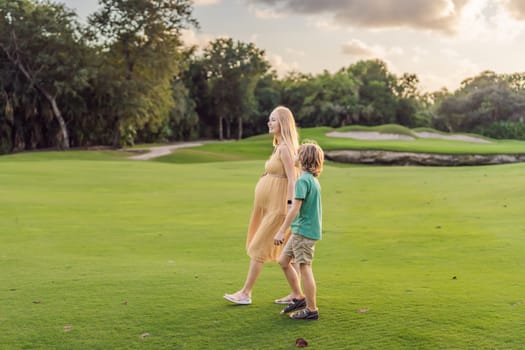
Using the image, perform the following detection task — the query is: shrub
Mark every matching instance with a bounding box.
[474,121,525,140]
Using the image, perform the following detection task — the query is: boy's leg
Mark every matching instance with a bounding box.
[299,264,317,311]
[278,254,303,299]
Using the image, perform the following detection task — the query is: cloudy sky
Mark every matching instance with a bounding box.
[62,0,525,92]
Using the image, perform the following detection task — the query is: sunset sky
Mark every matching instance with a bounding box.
[62,0,525,92]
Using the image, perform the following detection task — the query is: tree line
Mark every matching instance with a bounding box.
[1,0,525,154]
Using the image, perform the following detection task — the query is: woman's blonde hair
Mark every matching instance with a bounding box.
[272,106,299,159]
[298,141,324,177]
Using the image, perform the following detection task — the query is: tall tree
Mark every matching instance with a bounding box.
[348,59,399,125]
[183,56,216,138]
[297,69,359,127]
[251,72,281,135]
[395,73,422,127]
[0,0,89,149]
[88,0,197,146]
[436,71,525,135]
[203,38,270,140]
[280,71,313,122]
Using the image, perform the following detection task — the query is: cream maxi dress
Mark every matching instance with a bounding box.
[246,146,294,262]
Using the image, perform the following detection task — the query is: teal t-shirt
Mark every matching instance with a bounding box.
[291,172,322,240]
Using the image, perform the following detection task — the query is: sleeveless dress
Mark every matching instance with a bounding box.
[246,146,294,262]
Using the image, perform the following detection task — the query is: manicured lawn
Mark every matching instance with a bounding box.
[156,127,525,164]
[1,149,524,349]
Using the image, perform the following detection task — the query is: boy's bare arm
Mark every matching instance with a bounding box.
[274,199,303,245]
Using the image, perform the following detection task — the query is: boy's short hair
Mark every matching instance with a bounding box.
[298,141,324,177]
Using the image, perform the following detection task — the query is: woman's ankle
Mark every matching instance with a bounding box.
[238,290,251,298]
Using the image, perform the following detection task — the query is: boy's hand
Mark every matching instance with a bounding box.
[273,231,285,245]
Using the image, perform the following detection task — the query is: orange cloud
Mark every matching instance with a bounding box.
[501,0,525,20]
[249,0,470,35]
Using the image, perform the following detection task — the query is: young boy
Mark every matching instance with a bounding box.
[273,141,324,320]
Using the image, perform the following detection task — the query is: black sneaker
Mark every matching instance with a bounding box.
[280,298,306,314]
[290,307,319,320]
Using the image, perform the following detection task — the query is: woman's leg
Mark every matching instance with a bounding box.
[240,258,264,296]
[226,258,263,300]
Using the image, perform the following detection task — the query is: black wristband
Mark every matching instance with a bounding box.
[287,200,292,205]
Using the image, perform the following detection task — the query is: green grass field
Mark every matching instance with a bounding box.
[1,132,525,349]
[156,127,525,164]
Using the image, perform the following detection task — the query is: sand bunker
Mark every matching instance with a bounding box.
[327,131,491,143]
[413,132,491,143]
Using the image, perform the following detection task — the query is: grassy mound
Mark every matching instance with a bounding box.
[337,123,417,137]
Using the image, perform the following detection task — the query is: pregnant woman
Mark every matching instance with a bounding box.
[224,106,299,305]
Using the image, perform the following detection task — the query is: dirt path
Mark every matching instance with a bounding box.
[128,142,203,160]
